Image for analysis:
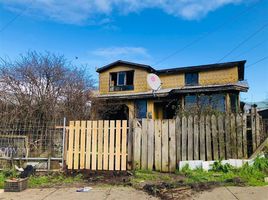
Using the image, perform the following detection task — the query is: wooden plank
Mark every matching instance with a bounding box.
[74,121,80,170]
[161,120,169,172]
[205,115,212,160]
[169,119,176,172]
[115,120,121,170]
[147,119,154,170]
[176,117,181,164]
[256,114,261,147]
[211,115,218,160]
[85,121,92,169]
[242,114,248,158]
[236,114,243,158]
[141,118,148,170]
[187,116,193,160]
[97,120,104,170]
[181,116,187,161]
[109,121,115,170]
[193,115,199,160]
[200,116,206,160]
[91,121,98,170]
[230,114,237,159]
[103,120,109,170]
[251,108,256,152]
[121,120,127,171]
[127,119,133,170]
[225,114,231,159]
[80,121,86,169]
[133,120,141,169]
[218,115,225,160]
[67,121,74,169]
[154,119,162,171]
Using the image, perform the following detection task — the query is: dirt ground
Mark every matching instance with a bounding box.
[1,186,268,200]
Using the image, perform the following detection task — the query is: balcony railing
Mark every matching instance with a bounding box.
[110,85,134,91]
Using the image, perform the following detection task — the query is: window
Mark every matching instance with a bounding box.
[199,95,210,111]
[185,72,199,86]
[110,71,134,91]
[211,94,225,112]
[230,93,238,113]
[135,100,147,119]
[185,95,198,111]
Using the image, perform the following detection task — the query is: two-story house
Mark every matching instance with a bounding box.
[96,60,248,120]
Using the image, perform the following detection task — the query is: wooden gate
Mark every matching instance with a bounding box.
[65,120,129,171]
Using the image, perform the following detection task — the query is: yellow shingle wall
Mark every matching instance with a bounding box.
[99,65,239,94]
[159,74,184,88]
[99,65,149,94]
[199,66,238,85]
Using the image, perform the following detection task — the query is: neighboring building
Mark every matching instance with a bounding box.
[96,60,248,120]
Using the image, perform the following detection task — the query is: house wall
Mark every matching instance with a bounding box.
[99,65,149,94]
[99,65,239,94]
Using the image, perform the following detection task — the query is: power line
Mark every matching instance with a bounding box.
[217,22,268,62]
[232,38,268,59]
[153,1,261,66]
[246,55,268,68]
[0,2,33,33]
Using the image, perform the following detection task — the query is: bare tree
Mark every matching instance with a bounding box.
[0,51,95,123]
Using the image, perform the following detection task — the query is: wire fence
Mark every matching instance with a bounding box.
[0,119,65,170]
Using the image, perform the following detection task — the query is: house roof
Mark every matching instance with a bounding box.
[96,60,246,80]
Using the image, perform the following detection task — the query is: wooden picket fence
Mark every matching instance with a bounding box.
[66,120,129,170]
[133,112,264,172]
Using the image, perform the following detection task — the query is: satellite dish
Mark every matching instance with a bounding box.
[147,73,162,91]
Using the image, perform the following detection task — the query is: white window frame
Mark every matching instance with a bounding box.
[117,72,126,86]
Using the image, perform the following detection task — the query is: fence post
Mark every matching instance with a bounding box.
[62,117,66,170]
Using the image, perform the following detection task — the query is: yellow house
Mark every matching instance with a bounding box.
[96,60,248,120]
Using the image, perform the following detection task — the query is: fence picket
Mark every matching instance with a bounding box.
[217,115,225,159]
[74,121,80,170]
[236,114,243,158]
[67,121,74,169]
[154,120,162,171]
[230,114,237,159]
[80,121,86,169]
[121,120,127,170]
[161,120,169,172]
[242,114,247,158]
[147,119,154,170]
[205,115,212,160]
[115,120,121,170]
[200,116,206,160]
[176,117,181,163]
[103,120,109,170]
[193,115,199,160]
[109,121,115,170]
[211,115,218,160]
[188,116,193,160]
[141,119,148,170]
[169,119,176,172]
[92,121,98,170]
[85,121,92,169]
[225,115,231,159]
[133,120,141,169]
[181,116,187,161]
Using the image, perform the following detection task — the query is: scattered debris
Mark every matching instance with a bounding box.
[76,187,92,192]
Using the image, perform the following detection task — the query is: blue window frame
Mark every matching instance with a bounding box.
[185,72,199,86]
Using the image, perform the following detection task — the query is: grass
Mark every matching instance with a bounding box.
[0,171,84,189]
[131,169,172,184]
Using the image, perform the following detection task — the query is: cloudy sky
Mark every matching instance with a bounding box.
[0,0,267,102]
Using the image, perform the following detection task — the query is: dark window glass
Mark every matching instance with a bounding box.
[110,73,117,86]
[185,95,198,110]
[199,95,210,111]
[135,100,147,119]
[118,72,126,85]
[185,72,199,86]
[126,71,134,85]
[230,93,238,113]
[211,94,225,112]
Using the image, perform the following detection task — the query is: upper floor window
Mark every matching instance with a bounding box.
[110,71,134,91]
[185,72,199,86]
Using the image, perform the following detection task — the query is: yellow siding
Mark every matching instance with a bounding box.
[99,65,239,94]
[147,100,154,119]
[199,66,238,85]
[159,74,184,89]
[99,66,149,94]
